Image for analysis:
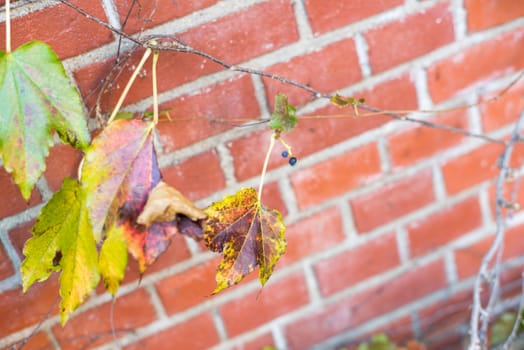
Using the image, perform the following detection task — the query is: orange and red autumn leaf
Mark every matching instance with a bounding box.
[21,118,287,324]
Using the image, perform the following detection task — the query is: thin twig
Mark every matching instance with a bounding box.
[358,103,506,145]
[11,295,59,350]
[56,0,520,147]
[55,0,143,47]
[109,297,121,349]
[107,48,152,124]
[469,111,524,350]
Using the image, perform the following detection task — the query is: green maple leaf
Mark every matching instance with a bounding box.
[269,93,297,132]
[0,41,90,199]
[21,177,99,325]
[203,188,287,293]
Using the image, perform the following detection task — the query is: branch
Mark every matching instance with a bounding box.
[468,111,524,350]
[55,0,519,146]
[501,273,524,350]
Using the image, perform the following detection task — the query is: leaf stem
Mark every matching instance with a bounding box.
[276,134,293,156]
[152,50,159,125]
[5,0,11,53]
[257,132,276,202]
[107,48,152,124]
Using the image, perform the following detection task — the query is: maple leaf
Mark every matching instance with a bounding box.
[203,188,287,293]
[81,119,157,241]
[0,41,90,199]
[137,181,206,226]
[81,119,179,273]
[99,224,128,295]
[21,178,99,325]
[269,93,297,132]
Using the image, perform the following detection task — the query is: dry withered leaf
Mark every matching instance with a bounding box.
[137,181,206,226]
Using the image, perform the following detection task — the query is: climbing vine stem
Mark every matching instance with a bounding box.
[107,47,152,124]
[152,49,160,125]
[258,132,277,202]
[5,0,10,53]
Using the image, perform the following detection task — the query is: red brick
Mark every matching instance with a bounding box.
[53,288,157,350]
[304,0,403,35]
[44,144,83,192]
[0,244,14,280]
[427,28,524,103]
[161,150,226,201]
[357,74,419,111]
[156,259,218,315]
[280,207,345,266]
[263,38,362,108]
[465,0,524,32]
[261,181,288,218]
[454,238,488,280]
[181,0,298,64]
[0,1,112,59]
[292,143,382,209]
[0,276,59,338]
[7,221,34,259]
[228,74,417,182]
[115,0,218,33]
[232,332,275,350]
[455,223,524,280]
[388,110,468,167]
[6,332,54,350]
[157,75,260,152]
[417,289,472,345]
[350,170,435,233]
[366,2,454,73]
[441,143,504,195]
[314,232,400,296]
[76,1,297,113]
[285,259,447,348]
[125,313,220,350]
[0,168,41,219]
[220,272,309,337]
[407,196,482,257]
[480,81,524,132]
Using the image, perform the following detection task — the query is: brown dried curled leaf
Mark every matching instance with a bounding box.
[137,181,206,226]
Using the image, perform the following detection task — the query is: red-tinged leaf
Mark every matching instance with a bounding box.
[81,119,178,273]
[178,216,204,241]
[203,188,287,293]
[81,119,157,241]
[119,220,178,272]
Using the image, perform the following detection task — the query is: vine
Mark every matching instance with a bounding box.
[1,1,524,349]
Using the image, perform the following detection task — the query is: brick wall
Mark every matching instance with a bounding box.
[1,0,524,349]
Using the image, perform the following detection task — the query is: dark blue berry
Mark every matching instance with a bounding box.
[281,150,289,158]
[289,157,297,166]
